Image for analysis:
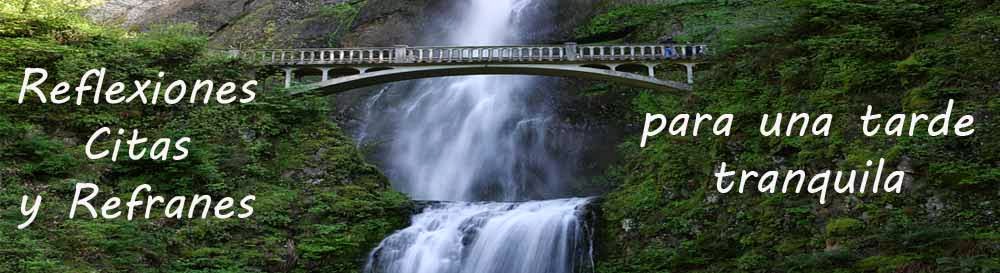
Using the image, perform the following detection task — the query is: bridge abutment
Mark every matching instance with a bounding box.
[565,43,578,61]
[394,45,410,63]
[283,68,296,88]
[320,68,332,81]
[681,63,697,84]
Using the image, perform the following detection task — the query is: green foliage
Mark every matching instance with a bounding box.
[591,0,1000,272]
[856,255,919,273]
[575,5,665,42]
[0,11,410,273]
[576,0,796,51]
[825,218,862,237]
[0,0,103,19]
[314,1,366,47]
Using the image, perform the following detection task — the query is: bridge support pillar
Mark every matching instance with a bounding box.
[394,45,410,63]
[320,68,332,81]
[682,63,697,84]
[283,68,296,88]
[565,42,578,61]
[646,64,656,77]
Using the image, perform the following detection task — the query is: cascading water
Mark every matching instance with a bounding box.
[357,0,594,272]
[365,199,593,273]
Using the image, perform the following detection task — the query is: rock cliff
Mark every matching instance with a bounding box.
[92,0,605,47]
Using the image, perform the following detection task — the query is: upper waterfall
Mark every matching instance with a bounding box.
[354,0,582,202]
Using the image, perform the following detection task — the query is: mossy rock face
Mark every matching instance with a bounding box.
[94,0,261,34]
[341,0,433,46]
[589,1,1000,273]
[92,0,368,48]
[0,13,411,273]
[207,0,368,48]
[825,218,863,237]
[856,255,921,273]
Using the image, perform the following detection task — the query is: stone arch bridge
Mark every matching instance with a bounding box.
[235,43,709,95]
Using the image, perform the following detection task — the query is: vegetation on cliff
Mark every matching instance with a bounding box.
[585,0,999,272]
[3,0,999,272]
[1,5,409,273]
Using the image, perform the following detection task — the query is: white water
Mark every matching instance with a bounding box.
[357,0,578,202]
[360,0,594,272]
[365,199,593,273]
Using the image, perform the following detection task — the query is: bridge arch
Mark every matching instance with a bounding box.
[327,67,361,77]
[286,64,692,96]
[581,64,612,70]
[284,67,326,84]
[615,63,651,75]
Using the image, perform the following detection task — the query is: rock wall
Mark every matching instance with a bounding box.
[88,0,180,27]
[92,0,363,48]
[340,0,436,46]
[92,0,605,47]
[91,0,254,33]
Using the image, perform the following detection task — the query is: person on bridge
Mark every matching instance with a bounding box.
[660,37,677,59]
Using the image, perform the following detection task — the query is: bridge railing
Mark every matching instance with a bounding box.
[250,47,400,65]
[243,43,708,66]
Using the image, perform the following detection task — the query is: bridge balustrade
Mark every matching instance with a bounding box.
[244,43,708,66]
[253,47,399,65]
[238,43,710,91]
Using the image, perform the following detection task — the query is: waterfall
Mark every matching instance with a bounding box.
[356,0,583,202]
[358,0,594,272]
[365,199,593,273]
[355,85,391,148]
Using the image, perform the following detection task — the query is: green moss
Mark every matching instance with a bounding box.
[825,218,863,237]
[592,1,1000,272]
[574,5,663,41]
[856,255,919,273]
[0,11,411,273]
[315,1,364,19]
[316,1,365,47]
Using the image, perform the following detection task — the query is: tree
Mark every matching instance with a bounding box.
[1,0,104,17]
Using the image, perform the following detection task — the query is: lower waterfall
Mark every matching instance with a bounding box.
[365,198,593,273]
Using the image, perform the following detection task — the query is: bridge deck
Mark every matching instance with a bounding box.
[233,43,709,94]
[238,43,708,66]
